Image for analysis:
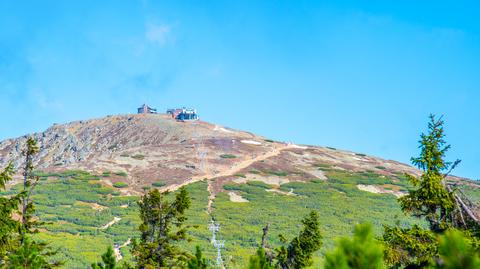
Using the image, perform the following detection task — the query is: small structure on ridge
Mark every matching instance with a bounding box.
[167,107,199,121]
[137,104,157,114]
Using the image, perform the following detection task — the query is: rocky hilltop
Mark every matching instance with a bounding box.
[0,114,424,196]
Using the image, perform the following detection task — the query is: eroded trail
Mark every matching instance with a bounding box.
[100,217,121,230]
[165,143,295,193]
[114,238,131,261]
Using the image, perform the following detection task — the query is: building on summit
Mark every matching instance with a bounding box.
[137,104,157,114]
[167,107,199,121]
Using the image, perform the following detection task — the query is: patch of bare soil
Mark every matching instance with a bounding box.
[266,188,298,196]
[357,184,405,198]
[228,192,249,202]
[76,201,108,211]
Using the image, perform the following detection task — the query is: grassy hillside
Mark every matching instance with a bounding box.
[1,169,430,268]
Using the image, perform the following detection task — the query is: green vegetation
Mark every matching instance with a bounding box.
[114,171,128,177]
[325,223,383,269]
[91,246,116,269]
[131,188,191,268]
[0,138,62,268]
[264,139,275,143]
[102,171,111,177]
[1,115,479,269]
[152,181,166,188]
[220,154,237,159]
[113,182,128,188]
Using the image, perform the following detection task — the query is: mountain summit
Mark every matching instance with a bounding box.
[0,114,419,195]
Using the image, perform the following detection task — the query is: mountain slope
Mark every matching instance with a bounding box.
[0,114,421,193]
[1,114,478,268]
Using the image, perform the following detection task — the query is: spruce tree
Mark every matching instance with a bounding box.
[187,246,209,269]
[399,115,458,232]
[276,210,322,269]
[0,162,21,264]
[434,229,480,269]
[247,248,274,269]
[92,246,117,269]
[324,223,384,269]
[131,187,191,268]
[0,138,61,268]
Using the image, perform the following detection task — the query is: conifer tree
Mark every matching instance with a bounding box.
[383,115,472,268]
[324,223,384,269]
[92,246,117,269]
[247,248,274,269]
[131,187,191,268]
[187,246,209,269]
[276,210,322,269]
[0,138,61,268]
[434,229,480,269]
[399,115,458,232]
[0,162,21,264]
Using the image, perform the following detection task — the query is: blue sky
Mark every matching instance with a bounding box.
[1,1,479,179]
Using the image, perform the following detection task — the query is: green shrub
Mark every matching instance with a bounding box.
[113,182,128,188]
[266,170,288,177]
[152,181,166,188]
[234,174,246,178]
[220,154,237,159]
[375,166,387,170]
[102,172,111,177]
[114,171,128,177]
[264,139,274,143]
[355,153,367,157]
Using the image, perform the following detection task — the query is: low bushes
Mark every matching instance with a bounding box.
[113,181,128,188]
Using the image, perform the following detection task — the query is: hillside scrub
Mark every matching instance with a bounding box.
[113,182,128,188]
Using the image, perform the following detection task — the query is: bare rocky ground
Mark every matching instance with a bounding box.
[0,114,473,196]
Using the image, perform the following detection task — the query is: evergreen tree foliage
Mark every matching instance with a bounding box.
[0,138,61,268]
[398,115,457,232]
[187,246,209,269]
[20,137,42,241]
[0,162,21,264]
[92,246,117,269]
[276,210,322,269]
[131,187,191,268]
[324,223,384,269]
[247,248,274,269]
[434,229,480,269]
[7,236,61,269]
[382,225,437,268]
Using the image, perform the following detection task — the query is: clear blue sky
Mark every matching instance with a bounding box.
[1,1,479,179]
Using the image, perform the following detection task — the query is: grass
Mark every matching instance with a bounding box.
[220,154,237,159]
[113,181,128,188]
